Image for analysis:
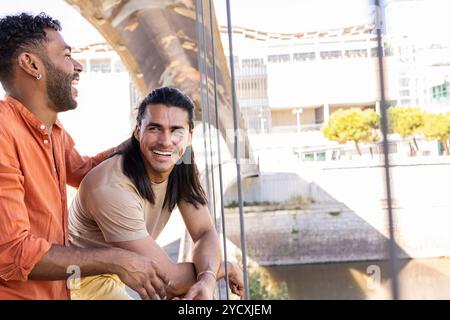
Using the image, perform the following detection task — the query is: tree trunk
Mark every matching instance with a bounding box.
[409,141,416,156]
[355,141,362,156]
[442,139,450,155]
[412,136,419,151]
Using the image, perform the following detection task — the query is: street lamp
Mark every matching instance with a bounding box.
[292,108,303,134]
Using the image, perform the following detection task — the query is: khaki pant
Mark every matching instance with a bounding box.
[70,274,134,300]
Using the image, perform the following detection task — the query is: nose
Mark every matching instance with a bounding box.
[158,130,173,147]
[72,58,83,73]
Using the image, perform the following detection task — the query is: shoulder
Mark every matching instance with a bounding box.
[0,100,18,137]
[79,155,144,210]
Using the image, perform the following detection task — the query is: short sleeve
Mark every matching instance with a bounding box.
[83,183,149,243]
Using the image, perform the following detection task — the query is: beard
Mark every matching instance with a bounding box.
[42,58,77,112]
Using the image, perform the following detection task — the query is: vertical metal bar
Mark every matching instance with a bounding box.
[208,0,230,300]
[374,0,399,300]
[225,0,250,300]
[195,0,213,217]
[199,0,224,300]
[199,0,219,229]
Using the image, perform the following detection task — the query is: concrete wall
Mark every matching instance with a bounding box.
[224,157,450,265]
[224,172,311,205]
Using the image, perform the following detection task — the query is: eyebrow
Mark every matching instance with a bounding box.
[146,122,186,130]
[63,45,72,53]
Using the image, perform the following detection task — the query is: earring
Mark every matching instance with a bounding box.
[36,74,42,80]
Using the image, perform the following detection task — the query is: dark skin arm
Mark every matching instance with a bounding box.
[29,244,169,300]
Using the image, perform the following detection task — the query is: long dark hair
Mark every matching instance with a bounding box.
[118,87,207,212]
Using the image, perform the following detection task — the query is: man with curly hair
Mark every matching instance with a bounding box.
[0,12,169,300]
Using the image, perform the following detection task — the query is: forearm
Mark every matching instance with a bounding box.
[191,229,222,276]
[217,261,237,280]
[167,262,197,296]
[111,236,197,296]
[29,244,128,280]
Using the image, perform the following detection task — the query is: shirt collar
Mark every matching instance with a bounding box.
[5,95,63,131]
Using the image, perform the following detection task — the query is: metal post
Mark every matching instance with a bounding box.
[208,0,230,299]
[195,0,213,229]
[374,0,399,300]
[199,0,219,230]
[225,0,250,300]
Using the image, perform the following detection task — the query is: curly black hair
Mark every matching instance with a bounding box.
[0,12,61,89]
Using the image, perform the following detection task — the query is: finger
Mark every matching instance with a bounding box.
[143,281,159,300]
[152,261,170,285]
[151,277,167,300]
[182,287,198,300]
[136,287,151,300]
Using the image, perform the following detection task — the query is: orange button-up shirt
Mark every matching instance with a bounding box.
[0,96,114,300]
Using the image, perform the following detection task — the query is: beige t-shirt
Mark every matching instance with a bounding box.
[69,154,172,248]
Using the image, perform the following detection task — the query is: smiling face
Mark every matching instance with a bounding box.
[134,103,193,183]
[41,29,82,112]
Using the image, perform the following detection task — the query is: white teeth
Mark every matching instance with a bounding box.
[153,150,172,156]
[72,79,79,86]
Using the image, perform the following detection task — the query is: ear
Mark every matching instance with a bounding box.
[187,129,193,146]
[133,125,140,141]
[17,52,42,79]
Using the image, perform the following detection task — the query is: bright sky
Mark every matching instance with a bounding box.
[0,0,104,47]
[215,0,373,32]
[0,0,373,48]
[2,0,449,48]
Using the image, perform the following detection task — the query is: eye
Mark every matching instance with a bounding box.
[148,126,159,132]
[172,128,185,136]
[65,54,72,60]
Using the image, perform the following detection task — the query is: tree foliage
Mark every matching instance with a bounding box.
[422,112,450,155]
[388,106,424,138]
[388,106,425,155]
[322,108,380,155]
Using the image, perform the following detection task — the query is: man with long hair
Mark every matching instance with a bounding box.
[0,12,168,300]
[69,87,243,299]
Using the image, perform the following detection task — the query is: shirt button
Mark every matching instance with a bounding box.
[44,140,49,144]
[40,125,46,130]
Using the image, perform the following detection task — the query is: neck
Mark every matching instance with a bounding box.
[9,89,57,128]
[148,171,169,184]
[144,162,171,184]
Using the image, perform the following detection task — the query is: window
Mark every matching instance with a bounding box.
[90,59,111,73]
[432,83,450,99]
[242,58,264,68]
[114,60,127,73]
[320,50,342,60]
[398,78,409,87]
[371,47,379,57]
[400,89,410,96]
[344,49,368,58]
[303,153,315,161]
[268,54,291,63]
[293,52,315,62]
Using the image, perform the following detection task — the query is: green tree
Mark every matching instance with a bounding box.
[422,112,450,155]
[387,106,425,156]
[322,108,380,156]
